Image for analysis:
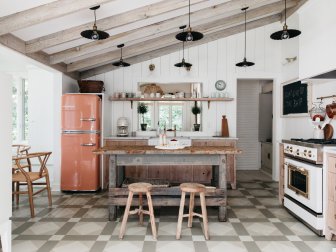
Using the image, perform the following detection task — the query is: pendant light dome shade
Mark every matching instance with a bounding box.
[175,25,192,68]
[236,7,254,67]
[174,59,192,68]
[175,29,203,42]
[80,6,109,40]
[270,0,301,40]
[235,58,255,67]
[112,44,131,67]
[175,0,203,42]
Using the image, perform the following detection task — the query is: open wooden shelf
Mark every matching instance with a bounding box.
[109,97,234,109]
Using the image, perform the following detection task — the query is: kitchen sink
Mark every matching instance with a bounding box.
[148,137,191,146]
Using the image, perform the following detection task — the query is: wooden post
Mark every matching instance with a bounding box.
[176,191,186,239]
[119,191,133,239]
[218,155,227,221]
[188,192,195,228]
[200,192,209,240]
[109,155,117,220]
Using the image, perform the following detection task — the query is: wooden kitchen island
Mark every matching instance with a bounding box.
[93,145,242,221]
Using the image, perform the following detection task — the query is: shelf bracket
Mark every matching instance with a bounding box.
[131,100,133,109]
[208,101,210,109]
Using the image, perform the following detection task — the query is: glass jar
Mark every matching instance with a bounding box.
[309,101,326,122]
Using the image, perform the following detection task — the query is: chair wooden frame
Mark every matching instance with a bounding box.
[12,144,32,202]
[12,144,32,171]
[12,152,52,217]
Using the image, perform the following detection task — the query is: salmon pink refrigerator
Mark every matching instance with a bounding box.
[61,94,101,191]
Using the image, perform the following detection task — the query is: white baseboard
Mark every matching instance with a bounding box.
[52,183,60,192]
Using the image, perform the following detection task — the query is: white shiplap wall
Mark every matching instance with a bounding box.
[86,23,282,157]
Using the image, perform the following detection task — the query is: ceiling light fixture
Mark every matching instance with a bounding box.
[175,0,203,42]
[112,44,131,67]
[270,0,301,40]
[175,25,192,68]
[236,7,255,67]
[80,6,109,41]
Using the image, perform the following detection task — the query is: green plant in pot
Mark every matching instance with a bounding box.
[137,102,148,131]
[191,104,201,131]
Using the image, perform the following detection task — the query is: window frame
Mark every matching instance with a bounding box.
[137,101,187,131]
[12,78,28,143]
[156,101,186,130]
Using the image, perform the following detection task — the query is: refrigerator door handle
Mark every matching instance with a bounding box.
[80,118,96,122]
[81,143,96,146]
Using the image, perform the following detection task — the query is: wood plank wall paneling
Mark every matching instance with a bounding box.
[237,80,261,170]
[86,22,281,138]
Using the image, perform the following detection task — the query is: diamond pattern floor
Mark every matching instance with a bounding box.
[7,171,336,251]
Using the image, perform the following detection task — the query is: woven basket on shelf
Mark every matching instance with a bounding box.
[78,80,105,93]
[141,84,164,96]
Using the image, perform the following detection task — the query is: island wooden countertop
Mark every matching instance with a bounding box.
[93,145,242,155]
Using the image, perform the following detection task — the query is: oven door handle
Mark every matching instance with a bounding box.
[287,162,308,175]
[297,167,306,173]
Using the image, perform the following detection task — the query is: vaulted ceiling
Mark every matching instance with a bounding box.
[0,0,307,79]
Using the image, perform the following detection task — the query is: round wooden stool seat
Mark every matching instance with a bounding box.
[128,182,152,193]
[180,183,206,193]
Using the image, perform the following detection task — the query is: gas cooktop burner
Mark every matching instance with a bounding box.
[291,138,336,145]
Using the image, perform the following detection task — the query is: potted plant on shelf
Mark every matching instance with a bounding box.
[191,104,201,131]
[137,102,148,131]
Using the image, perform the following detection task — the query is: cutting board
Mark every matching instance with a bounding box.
[324,124,334,140]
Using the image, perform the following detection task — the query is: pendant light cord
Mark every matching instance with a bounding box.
[182,41,185,59]
[188,0,191,28]
[284,0,287,25]
[244,8,247,59]
[94,9,97,26]
[120,47,123,60]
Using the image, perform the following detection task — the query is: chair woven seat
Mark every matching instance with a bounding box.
[12,172,48,182]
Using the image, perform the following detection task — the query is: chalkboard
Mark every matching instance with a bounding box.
[283,81,308,115]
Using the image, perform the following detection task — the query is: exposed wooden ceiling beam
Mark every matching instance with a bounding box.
[281,0,308,22]
[80,14,281,79]
[0,34,79,79]
[25,0,208,53]
[51,0,293,65]
[67,1,294,72]
[0,0,117,36]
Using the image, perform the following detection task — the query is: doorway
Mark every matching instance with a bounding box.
[237,79,273,176]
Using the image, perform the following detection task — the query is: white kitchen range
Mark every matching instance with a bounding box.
[283,138,336,235]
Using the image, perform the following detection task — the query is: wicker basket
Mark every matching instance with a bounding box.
[78,80,105,93]
[141,84,164,96]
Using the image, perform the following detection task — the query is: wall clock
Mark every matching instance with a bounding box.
[215,80,226,91]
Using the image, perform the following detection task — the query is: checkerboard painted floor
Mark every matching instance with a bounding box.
[7,171,336,252]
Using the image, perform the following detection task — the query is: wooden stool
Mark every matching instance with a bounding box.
[119,182,157,239]
[176,182,209,240]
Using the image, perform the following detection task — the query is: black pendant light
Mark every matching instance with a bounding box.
[112,44,131,67]
[175,26,192,68]
[176,0,203,42]
[236,7,254,67]
[270,0,301,40]
[80,6,109,40]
